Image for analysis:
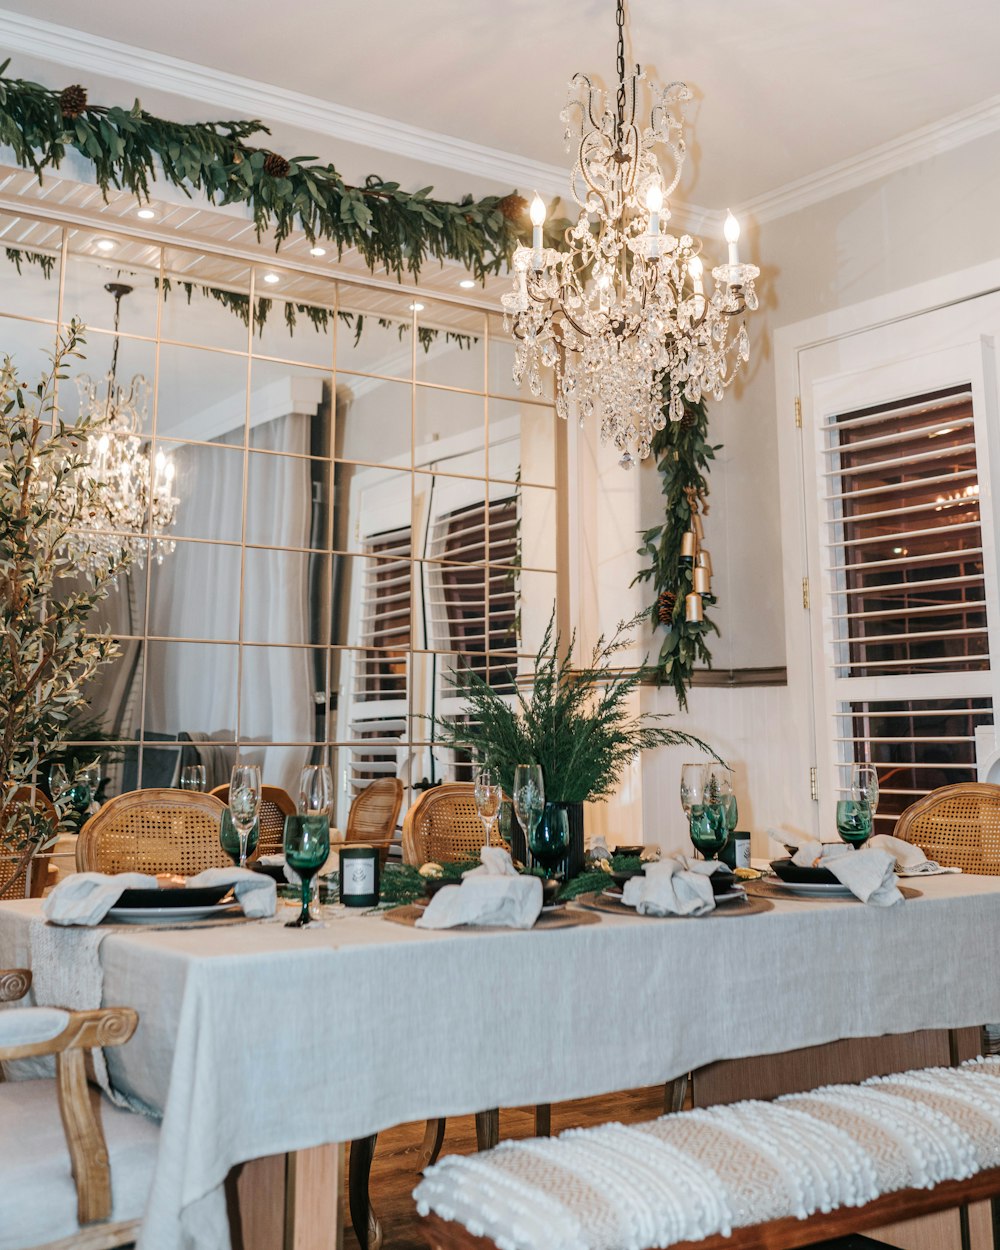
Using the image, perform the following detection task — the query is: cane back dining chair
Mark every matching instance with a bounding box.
[76,789,229,875]
[209,784,295,858]
[402,783,493,866]
[0,969,159,1250]
[0,788,59,900]
[893,782,1000,874]
[346,778,403,865]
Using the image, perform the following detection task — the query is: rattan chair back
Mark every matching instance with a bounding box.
[347,778,403,844]
[893,782,1000,874]
[76,788,230,875]
[209,784,295,857]
[0,786,58,898]
[402,783,489,866]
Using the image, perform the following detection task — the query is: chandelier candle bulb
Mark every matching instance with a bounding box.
[685,592,704,623]
[688,254,704,296]
[529,194,546,265]
[724,211,741,267]
[679,531,697,567]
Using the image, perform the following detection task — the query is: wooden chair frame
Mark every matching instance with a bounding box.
[76,788,228,875]
[402,783,489,867]
[0,969,139,1248]
[893,782,1000,875]
[0,786,59,900]
[346,779,403,866]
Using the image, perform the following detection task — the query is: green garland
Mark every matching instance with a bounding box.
[0,60,525,278]
[634,388,720,710]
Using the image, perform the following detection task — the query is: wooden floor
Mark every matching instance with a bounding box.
[343,1085,667,1250]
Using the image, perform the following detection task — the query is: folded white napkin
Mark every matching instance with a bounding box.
[43,872,158,926]
[868,834,961,876]
[790,841,902,906]
[621,856,720,917]
[463,846,520,878]
[186,868,276,918]
[414,875,543,929]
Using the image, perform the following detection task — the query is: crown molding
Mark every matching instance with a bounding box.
[736,92,1000,226]
[0,8,719,222]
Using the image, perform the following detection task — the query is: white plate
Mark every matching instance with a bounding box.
[602,886,746,906]
[106,903,240,924]
[773,879,854,897]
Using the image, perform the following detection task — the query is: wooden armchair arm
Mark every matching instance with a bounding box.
[1,1005,138,1227]
[0,967,31,1002]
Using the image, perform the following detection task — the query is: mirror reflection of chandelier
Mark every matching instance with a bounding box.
[64,282,180,577]
[501,0,761,468]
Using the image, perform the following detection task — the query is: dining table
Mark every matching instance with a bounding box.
[3,873,1000,1250]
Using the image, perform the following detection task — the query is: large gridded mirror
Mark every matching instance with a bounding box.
[0,213,562,831]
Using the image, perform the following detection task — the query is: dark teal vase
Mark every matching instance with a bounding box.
[529,801,584,879]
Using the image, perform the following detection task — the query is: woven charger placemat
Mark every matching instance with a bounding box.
[746,879,922,903]
[382,904,601,931]
[573,889,774,918]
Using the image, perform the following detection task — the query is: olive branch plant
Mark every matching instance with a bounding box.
[0,322,131,897]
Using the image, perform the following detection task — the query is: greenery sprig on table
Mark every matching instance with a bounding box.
[434,610,714,803]
[635,388,720,710]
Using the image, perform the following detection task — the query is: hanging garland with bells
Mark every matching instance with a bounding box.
[0,59,722,706]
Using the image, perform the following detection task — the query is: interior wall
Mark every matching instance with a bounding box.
[626,128,1000,845]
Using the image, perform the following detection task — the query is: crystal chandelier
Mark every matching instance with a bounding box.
[501,0,760,468]
[60,282,179,576]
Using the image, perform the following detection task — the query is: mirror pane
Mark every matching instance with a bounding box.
[0,215,61,321]
[0,319,60,399]
[59,330,157,436]
[331,552,412,652]
[413,301,485,389]
[245,449,319,550]
[335,375,410,465]
[251,265,336,368]
[242,548,330,645]
[414,386,486,478]
[63,231,159,338]
[332,460,413,557]
[487,312,555,402]
[336,286,414,381]
[502,482,557,570]
[157,441,245,544]
[148,540,241,642]
[161,250,252,352]
[248,359,331,455]
[489,397,557,487]
[157,342,248,445]
[143,640,240,745]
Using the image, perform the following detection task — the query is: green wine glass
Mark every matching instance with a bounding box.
[283,814,330,927]
[836,799,872,849]
[689,803,728,860]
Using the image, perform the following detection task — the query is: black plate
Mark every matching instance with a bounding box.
[115,884,232,909]
[770,857,839,885]
[614,845,645,858]
[610,868,642,886]
[253,862,286,883]
[710,867,737,895]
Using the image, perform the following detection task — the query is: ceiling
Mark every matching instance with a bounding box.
[2,0,999,218]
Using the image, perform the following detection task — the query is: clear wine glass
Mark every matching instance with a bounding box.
[513,764,545,857]
[679,763,706,818]
[474,768,502,851]
[229,763,262,869]
[851,765,879,824]
[180,764,207,792]
[299,764,334,817]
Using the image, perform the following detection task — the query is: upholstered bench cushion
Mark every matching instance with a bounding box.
[0,1078,159,1250]
[414,1058,1000,1250]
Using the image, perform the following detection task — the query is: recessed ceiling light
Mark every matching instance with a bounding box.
[309,245,327,257]
[136,208,156,220]
[459,279,476,289]
[409,302,425,312]
[262,272,280,285]
[95,238,115,252]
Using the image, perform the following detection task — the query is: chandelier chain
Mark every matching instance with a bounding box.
[615,0,627,152]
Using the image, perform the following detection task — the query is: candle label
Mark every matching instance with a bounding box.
[734,836,751,869]
[344,859,376,895]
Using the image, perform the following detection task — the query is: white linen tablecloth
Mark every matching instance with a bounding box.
[4,875,1000,1250]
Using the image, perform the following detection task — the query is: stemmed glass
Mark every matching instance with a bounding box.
[180,764,207,792]
[688,804,728,859]
[513,764,545,863]
[679,763,706,818]
[836,799,872,849]
[852,765,879,825]
[228,763,262,869]
[299,765,334,818]
[474,768,502,851]
[283,815,330,928]
[705,763,738,850]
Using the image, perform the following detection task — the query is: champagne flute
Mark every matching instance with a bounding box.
[474,768,502,851]
[299,764,334,817]
[836,798,872,850]
[283,814,330,928]
[229,763,262,869]
[180,764,207,792]
[679,763,706,818]
[851,765,879,824]
[513,764,545,858]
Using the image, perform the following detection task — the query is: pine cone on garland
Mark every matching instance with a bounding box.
[59,85,88,120]
[679,408,697,431]
[263,152,290,179]
[657,590,677,624]
[498,194,529,223]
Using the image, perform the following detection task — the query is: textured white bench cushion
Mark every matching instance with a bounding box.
[0,1008,69,1049]
[0,1078,159,1250]
[414,1058,1000,1250]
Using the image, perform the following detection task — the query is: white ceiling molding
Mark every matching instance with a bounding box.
[736,92,1000,227]
[0,8,716,229]
[167,373,323,442]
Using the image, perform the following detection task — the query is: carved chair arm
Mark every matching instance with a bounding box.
[0,967,31,1002]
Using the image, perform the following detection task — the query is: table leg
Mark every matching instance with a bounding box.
[419,1117,447,1167]
[664,1075,687,1115]
[533,1104,551,1137]
[349,1135,382,1250]
[475,1109,499,1151]
[286,1143,344,1250]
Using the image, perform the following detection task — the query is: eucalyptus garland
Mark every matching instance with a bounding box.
[0,59,525,278]
[635,389,720,710]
